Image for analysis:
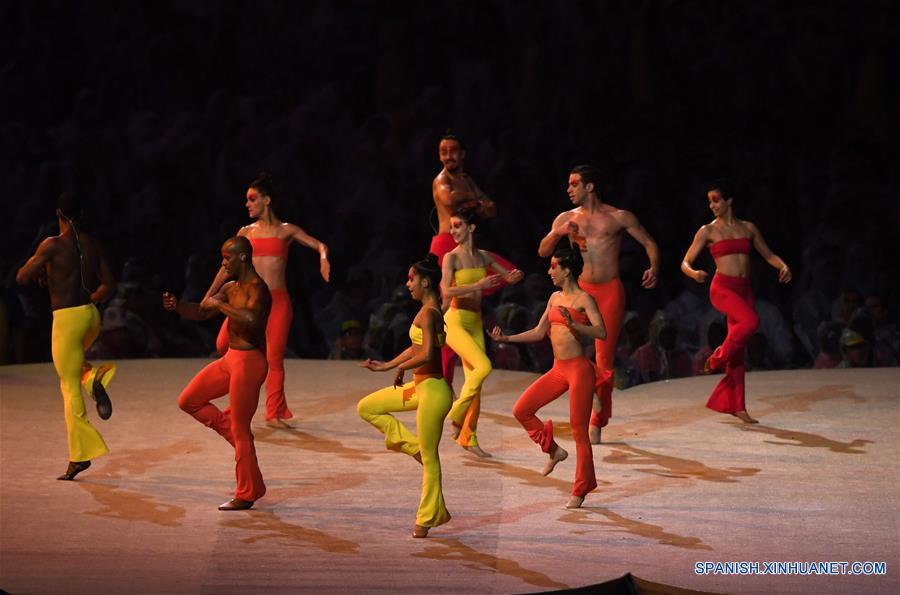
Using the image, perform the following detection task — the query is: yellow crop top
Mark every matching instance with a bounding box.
[454,267,486,286]
[408,323,446,347]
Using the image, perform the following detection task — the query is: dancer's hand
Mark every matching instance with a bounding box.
[319,257,331,283]
[360,359,387,372]
[162,292,178,311]
[691,269,708,284]
[504,269,525,285]
[555,219,579,237]
[778,265,792,284]
[393,368,405,387]
[489,326,507,342]
[641,267,658,288]
[479,274,503,291]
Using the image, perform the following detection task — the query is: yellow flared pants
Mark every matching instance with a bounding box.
[357,377,452,528]
[445,308,492,447]
[51,304,110,462]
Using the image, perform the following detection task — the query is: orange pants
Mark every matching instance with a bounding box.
[707,273,757,413]
[217,288,293,420]
[578,278,625,428]
[513,356,597,497]
[178,348,268,501]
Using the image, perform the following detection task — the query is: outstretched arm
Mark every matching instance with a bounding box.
[16,238,55,285]
[622,210,660,288]
[162,291,219,320]
[748,222,791,283]
[680,226,710,283]
[481,251,524,285]
[491,299,553,344]
[288,224,330,282]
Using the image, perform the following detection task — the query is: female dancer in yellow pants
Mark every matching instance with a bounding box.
[440,208,523,457]
[358,254,452,538]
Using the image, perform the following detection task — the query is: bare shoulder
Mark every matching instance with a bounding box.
[236,224,254,237]
[740,219,758,235]
[548,290,563,306]
[610,206,639,227]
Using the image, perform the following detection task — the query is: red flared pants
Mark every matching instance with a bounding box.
[707,273,758,413]
[578,278,625,429]
[178,348,268,501]
[512,356,597,497]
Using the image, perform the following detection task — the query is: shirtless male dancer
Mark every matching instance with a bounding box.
[539,165,660,444]
[16,192,117,480]
[163,236,272,510]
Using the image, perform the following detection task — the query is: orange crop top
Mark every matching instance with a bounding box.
[549,306,590,326]
[709,238,751,258]
[249,236,289,258]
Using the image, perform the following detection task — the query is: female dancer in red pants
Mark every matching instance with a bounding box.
[490,245,606,508]
[205,173,330,427]
[680,180,791,423]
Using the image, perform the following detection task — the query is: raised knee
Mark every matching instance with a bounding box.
[512,402,530,422]
[177,393,193,413]
[357,399,372,421]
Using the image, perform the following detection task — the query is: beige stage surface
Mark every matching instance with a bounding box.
[1,360,898,594]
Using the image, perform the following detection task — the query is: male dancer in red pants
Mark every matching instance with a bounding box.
[539,165,660,444]
[163,236,271,510]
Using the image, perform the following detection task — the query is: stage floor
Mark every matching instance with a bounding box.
[1,360,898,594]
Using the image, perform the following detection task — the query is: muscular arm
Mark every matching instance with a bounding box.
[16,238,55,285]
[287,223,330,282]
[538,212,575,258]
[748,222,791,283]
[621,210,660,288]
[163,292,219,321]
[680,226,710,283]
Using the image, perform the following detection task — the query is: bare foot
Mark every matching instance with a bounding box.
[732,410,759,424]
[463,445,492,458]
[412,524,429,538]
[412,452,423,465]
[589,425,602,445]
[266,418,293,429]
[541,446,568,476]
[449,422,461,440]
[566,495,585,509]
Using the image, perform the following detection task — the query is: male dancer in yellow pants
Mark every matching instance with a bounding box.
[17,192,117,480]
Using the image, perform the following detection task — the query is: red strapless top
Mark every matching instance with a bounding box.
[549,306,590,326]
[249,236,289,258]
[709,238,751,258]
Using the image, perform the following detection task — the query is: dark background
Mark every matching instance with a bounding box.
[3,1,898,379]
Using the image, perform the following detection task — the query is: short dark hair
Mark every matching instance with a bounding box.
[440,132,464,149]
[226,235,253,257]
[553,243,584,279]
[570,165,602,195]
[249,172,275,200]
[707,178,736,200]
[57,191,82,220]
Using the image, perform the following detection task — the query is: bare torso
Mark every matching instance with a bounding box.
[42,231,109,311]
[221,276,271,351]
[559,205,628,284]
[432,170,484,234]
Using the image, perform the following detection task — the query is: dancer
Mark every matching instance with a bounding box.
[358,254,452,538]
[491,245,606,509]
[164,236,272,510]
[539,164,659,444]
[441,208,523,457]
[680,180,791,423]
[16,192,117,480]
[205,173,330,428]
